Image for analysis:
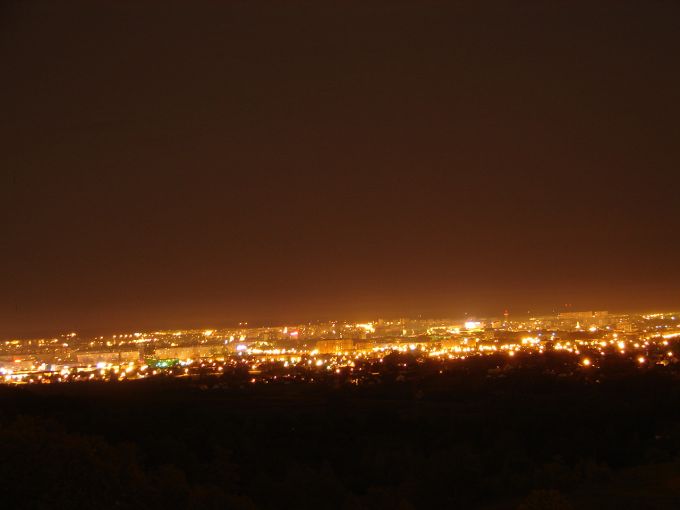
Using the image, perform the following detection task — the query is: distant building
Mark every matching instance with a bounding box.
[558,311,610,327]
[440,337,462,349]
[0,355,38,371]
[154,344,223,361]
[353,341,376,351]
[315,339,353,354]
[558,311,608,320]
[617,321,637,333]
[76,351,133,366]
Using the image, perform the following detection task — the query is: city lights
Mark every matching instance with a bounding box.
[0,310,677,387]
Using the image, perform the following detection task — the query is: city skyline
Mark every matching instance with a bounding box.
[3,308,678,386]
[3,301,680,341]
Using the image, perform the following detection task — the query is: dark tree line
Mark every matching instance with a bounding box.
[1,358,680,509]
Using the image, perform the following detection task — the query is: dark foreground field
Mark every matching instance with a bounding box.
[2,357,680,509]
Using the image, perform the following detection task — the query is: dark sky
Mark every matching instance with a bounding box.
[2,1,680,337]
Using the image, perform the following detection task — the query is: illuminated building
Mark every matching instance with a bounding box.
[315,339,354,354]
[77,351,132,366]
[0,355,38,371]
[154,344,223,360]
[558,311,608,320]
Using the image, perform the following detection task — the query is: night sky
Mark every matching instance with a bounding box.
[2,1,680,337]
